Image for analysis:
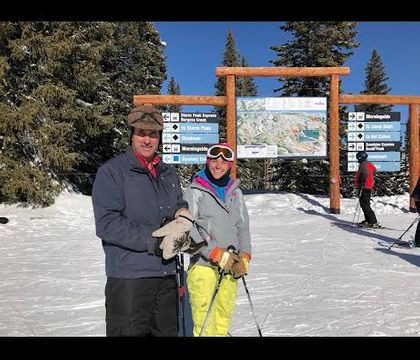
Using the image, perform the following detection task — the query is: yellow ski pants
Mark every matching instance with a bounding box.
[187,264,237,337]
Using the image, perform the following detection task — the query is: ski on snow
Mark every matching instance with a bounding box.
[330,221,417,248]
[330,222,396,231]
[377,240,416,249]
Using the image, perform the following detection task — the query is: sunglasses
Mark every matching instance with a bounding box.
[207,144,235,161]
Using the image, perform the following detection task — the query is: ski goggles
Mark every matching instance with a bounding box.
[206,144,235,161]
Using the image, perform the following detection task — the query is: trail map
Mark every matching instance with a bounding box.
[236,97,327,158]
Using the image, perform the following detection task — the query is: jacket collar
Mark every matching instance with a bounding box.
[125,146,169,174]
[192,173,240,196]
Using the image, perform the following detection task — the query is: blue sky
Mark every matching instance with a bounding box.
[154,22,420,131]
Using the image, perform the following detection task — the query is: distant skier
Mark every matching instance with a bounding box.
[412,177,420,247]
[355,151,379,228]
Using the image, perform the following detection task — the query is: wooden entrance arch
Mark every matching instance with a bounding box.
[134,67,419,213]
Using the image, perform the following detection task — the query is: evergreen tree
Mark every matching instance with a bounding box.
[166,76,181,112]
[270,21,359,196]
[237,56,258,97]
[354,50,392,113]
[235,56,268,190]
[214,30,241,141]
[0,21,166,206]
[213,31,263,190]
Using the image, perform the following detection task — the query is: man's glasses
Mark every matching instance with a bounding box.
[133,111,162,125]
[207,144,235,161]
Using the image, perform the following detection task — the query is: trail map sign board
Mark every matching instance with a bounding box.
[236,97,327,159]
[347,112,401,172]
[161,112,219,164]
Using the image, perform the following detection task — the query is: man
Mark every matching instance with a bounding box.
[355,151,379,228]
[92,105,193,336]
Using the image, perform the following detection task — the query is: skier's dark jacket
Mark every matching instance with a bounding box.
[92,147,188,278]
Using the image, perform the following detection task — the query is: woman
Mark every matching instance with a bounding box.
[183,143,252,336]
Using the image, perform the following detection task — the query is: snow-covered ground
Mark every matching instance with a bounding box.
[1,190,419,336]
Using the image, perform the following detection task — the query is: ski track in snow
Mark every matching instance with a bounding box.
[1,191,419,336]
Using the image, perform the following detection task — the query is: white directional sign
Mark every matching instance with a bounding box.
[356,122,365,131]
[170,113,179,122]
[163,133,172,143]
[347,112,401,172]
[356,112,365,121]
[356,143,365,151]
[348,112,366,121]
[170,134,180,143]
[348,162,358,172]
[356,133,365,141]
[162,112,220,164]
[348,133,358,141]
[347,152,357,161]
[162,113,171,122]
[172,144,180,153]
[348,112,356,121]
[348,122,357,131]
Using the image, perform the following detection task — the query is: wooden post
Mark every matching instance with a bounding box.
[340,94,420,105]
[217,67,350,77]
[134,95,226,107]
[134,78,420,213]
[409,104,419,212]
[226,74,237,179]
[329,74,340,213]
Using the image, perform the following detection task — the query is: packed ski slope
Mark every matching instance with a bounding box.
[0,190,419,336]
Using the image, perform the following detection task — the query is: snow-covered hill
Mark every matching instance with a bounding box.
[1,191,419,336]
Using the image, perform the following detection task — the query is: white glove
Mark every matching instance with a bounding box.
[152,213,194,260]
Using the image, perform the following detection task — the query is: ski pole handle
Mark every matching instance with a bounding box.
[218,245,236,275]
[227,245,236,253]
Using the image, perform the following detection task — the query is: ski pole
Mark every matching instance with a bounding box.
[199,246,235,337]
[176,253,187,336]
[388,215,420,250]
[241,276,262,337]
[351,188,363,227]
[159,216,188,336]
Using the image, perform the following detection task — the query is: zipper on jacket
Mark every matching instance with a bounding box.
[130,165,161,200]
